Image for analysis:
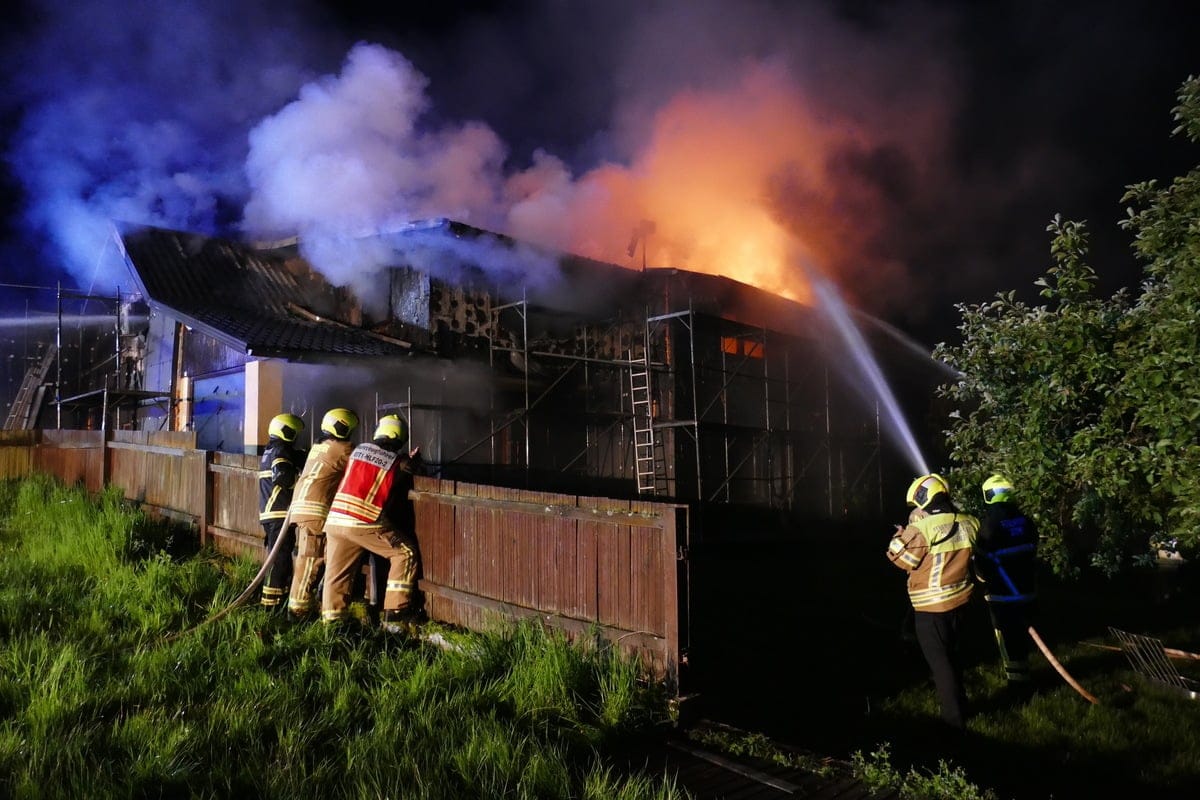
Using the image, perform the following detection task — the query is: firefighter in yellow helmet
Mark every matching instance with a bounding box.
[887,473,979,730]
[321,414,425,632]
[974,474,1038,683]
[257,413,307,611]
[286,408,359,617]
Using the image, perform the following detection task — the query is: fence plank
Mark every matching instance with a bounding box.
[10,435,689,686]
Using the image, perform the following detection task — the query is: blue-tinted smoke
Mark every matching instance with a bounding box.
[3,0,342,291]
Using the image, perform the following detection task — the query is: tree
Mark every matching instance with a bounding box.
[1118,75,1200,562]
[935,76,1200,577]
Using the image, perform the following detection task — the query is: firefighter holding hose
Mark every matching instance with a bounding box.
[286,408,359,618]
[257,413,307,611]
[973,474,1038,683]
[321,414,425,633]
[887,473,978,730]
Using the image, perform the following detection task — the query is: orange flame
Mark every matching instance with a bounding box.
[508,63,870,304]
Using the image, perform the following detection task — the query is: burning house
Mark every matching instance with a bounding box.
[22,218,928,525]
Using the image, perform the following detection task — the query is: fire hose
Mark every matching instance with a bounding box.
[161,507,296,643]
[1028,625,1098,704]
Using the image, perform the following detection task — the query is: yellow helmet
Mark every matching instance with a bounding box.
[982,474,1014,505]
[268,413,304,443]
[906,473,949,510]
[320,408,359,440]
[373,414,408,444]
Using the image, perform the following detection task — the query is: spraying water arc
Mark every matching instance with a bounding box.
[0,314,150,330]
[799,260,930,477]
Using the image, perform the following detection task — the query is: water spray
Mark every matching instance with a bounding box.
[799,260,930,477]
[0,314,149,330]
[851,311,962,382]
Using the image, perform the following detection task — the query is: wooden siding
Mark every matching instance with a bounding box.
[0,431,37,481]
[208,451,263,556]
[412,479,685,684]
[0,431,688,688]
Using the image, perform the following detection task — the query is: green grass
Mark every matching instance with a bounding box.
[873,633,1200,797]
[8,475,1200,799]
[0,475,686,800]
[686,532,1200,799]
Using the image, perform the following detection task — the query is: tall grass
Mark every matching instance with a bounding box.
[0,475,685,799]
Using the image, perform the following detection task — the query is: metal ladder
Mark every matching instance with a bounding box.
[3,344,57,431]
[629,348,657,493]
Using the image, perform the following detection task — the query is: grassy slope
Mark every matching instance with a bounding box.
[0,476,685,800]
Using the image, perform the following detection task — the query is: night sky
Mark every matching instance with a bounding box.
[1,0,1197,348]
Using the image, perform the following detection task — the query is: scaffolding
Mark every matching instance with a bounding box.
[373,285,887,520]
[40,286,171,432]
[2,343,56,431]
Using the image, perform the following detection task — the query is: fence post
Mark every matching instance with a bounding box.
[100,429,111,488]
[660,506,682,693]
[200,451,213,548]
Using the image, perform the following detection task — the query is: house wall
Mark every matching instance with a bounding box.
[244,360,283,452]
[143,314,184,394]
[129,257,911,516]
[140,316,251,451]
[191,371,245,453]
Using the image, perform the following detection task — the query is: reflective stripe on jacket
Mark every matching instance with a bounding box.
[887,511,978,612]
[289,439,353,523]
[327,443,399,526]
[973,503,1038,603]
[258,439,305,522]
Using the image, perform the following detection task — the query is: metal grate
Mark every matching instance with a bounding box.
[1110,626,1200,700]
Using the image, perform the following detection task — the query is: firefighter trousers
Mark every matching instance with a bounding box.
[321,523,418,624]
[260,520,295,609]
[915,607,968,730]
[287,520,326,616]
[985,599,1034,681]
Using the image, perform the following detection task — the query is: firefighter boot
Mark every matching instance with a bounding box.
[381,606,425,636]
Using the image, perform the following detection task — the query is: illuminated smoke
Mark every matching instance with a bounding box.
[506,62,853,302]
[2,0,337,292]
[238,3,962,308]
[6,0,964,313]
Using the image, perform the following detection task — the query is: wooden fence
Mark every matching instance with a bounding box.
[0,430,689,688]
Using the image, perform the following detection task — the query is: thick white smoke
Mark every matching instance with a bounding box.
[238,3,966,309]
[243,43,534,302]
[6,0,972,316]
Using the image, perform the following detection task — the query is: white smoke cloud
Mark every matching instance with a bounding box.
[239,4,967,311]
[6,0,967,316]
[243,42,550,300]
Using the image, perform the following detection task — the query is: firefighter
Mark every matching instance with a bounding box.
[973,474,1038,682]
[321,414,424,632]
[887,473,978,730]
[258,412,307,611]
[286,407,359,618]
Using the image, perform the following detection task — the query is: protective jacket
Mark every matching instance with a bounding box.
[289,438,354,523]
[328,443,400,526]
[888,506,977,612]
[326,443,418,531]
[973,502,1038,603]
[257,438,306,522]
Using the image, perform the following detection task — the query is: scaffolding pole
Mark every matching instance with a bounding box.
[401,282,885,517]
